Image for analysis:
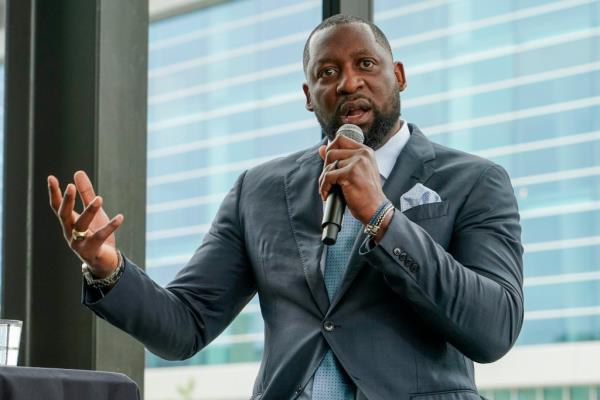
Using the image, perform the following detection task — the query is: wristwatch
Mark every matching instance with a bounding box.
[81,251,124,288]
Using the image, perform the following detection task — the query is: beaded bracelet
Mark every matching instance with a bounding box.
[364,200,394,237]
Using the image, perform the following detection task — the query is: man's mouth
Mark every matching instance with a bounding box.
[339,100,372,126]
[341,109,371,125]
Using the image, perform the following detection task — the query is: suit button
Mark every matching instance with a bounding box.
[324,321,335,332]
[399,253,407,262]
[409,263,418,273]
[393,248,401,256]
[295,385,302,394]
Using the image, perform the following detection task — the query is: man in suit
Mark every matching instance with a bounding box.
[47,15,523,400]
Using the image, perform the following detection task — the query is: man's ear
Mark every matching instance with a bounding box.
[394,62,407,92]
[303,83,314,112]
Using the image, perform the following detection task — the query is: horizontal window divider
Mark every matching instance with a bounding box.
[424,95,600,136]
[148,62,301,105]
[475,129,600,159]
[148,152,289,187]
[409,27,600,77]
[525,305,600,320]
[150,1,319,51]
[146,254,192,269]
[520,200,600,220]
[148,92,304,132]
[525,270,600,287]
[406,61,600,109]
[147,192,228,213]
[375,0,456,22]
[149,30,308,79]
[148,119,318,157]
[524,235,600,253]
[147,224,211,241]
[512,165,600,188]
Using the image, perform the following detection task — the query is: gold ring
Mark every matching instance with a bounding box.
[71,229,87,242]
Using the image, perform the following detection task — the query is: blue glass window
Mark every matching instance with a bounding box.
[146,0,321,368]
[375,0,600,347]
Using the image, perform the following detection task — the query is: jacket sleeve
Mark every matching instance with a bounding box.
[361,164,524,363]
[82,171,257,361]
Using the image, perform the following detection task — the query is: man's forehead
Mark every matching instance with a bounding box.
[308,23,384,65]
[310,22,375,50]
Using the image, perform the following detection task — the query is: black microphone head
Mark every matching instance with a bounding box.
[336,124,365,144]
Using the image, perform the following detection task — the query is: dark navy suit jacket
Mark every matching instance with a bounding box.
[85,124,524,400]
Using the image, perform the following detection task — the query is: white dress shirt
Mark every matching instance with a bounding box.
[374,118,410,180]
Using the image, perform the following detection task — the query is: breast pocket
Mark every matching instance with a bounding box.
[403,200,449,221]
[402,200,451,249]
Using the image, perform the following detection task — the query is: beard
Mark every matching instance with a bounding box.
[315,91,401,150]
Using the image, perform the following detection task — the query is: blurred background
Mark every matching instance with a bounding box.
[2,0,600,399]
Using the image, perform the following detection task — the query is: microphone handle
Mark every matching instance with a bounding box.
[321,185,346,245]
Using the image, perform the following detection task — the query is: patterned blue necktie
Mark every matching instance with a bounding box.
[312,209,361,400]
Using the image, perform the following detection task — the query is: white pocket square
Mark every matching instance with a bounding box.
[400,183,442,212]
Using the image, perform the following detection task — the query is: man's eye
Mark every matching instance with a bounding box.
[360,60,374,69]
[320,68,337,77]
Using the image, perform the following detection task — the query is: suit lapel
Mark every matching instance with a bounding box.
[383,124,436,211]
[284,143,330,315]
[328,124,436,311]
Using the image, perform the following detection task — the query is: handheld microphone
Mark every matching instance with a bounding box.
[321,124,365,245]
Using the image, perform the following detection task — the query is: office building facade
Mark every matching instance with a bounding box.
[144,0,600,399]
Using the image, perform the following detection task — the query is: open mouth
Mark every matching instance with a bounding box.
[341,108,371,125]
[340,102,372,125]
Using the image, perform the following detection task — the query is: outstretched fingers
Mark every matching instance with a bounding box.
[74,170,97,207]
[57,183,78,234]
[48,170,125,274]
[86,214,124,247]
[47,175,63,214]
[72,196,103,233]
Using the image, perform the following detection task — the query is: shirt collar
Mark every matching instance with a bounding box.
[375,119,410,180]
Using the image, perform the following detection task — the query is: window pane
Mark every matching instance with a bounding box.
[375,0,600,349]
[518,389,536,400]
[570,386,590,400]
[145,0,321,390]
[543,387,563,400]
[493,389,512,400]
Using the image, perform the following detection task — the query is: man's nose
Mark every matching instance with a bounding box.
[336,70,364,94]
